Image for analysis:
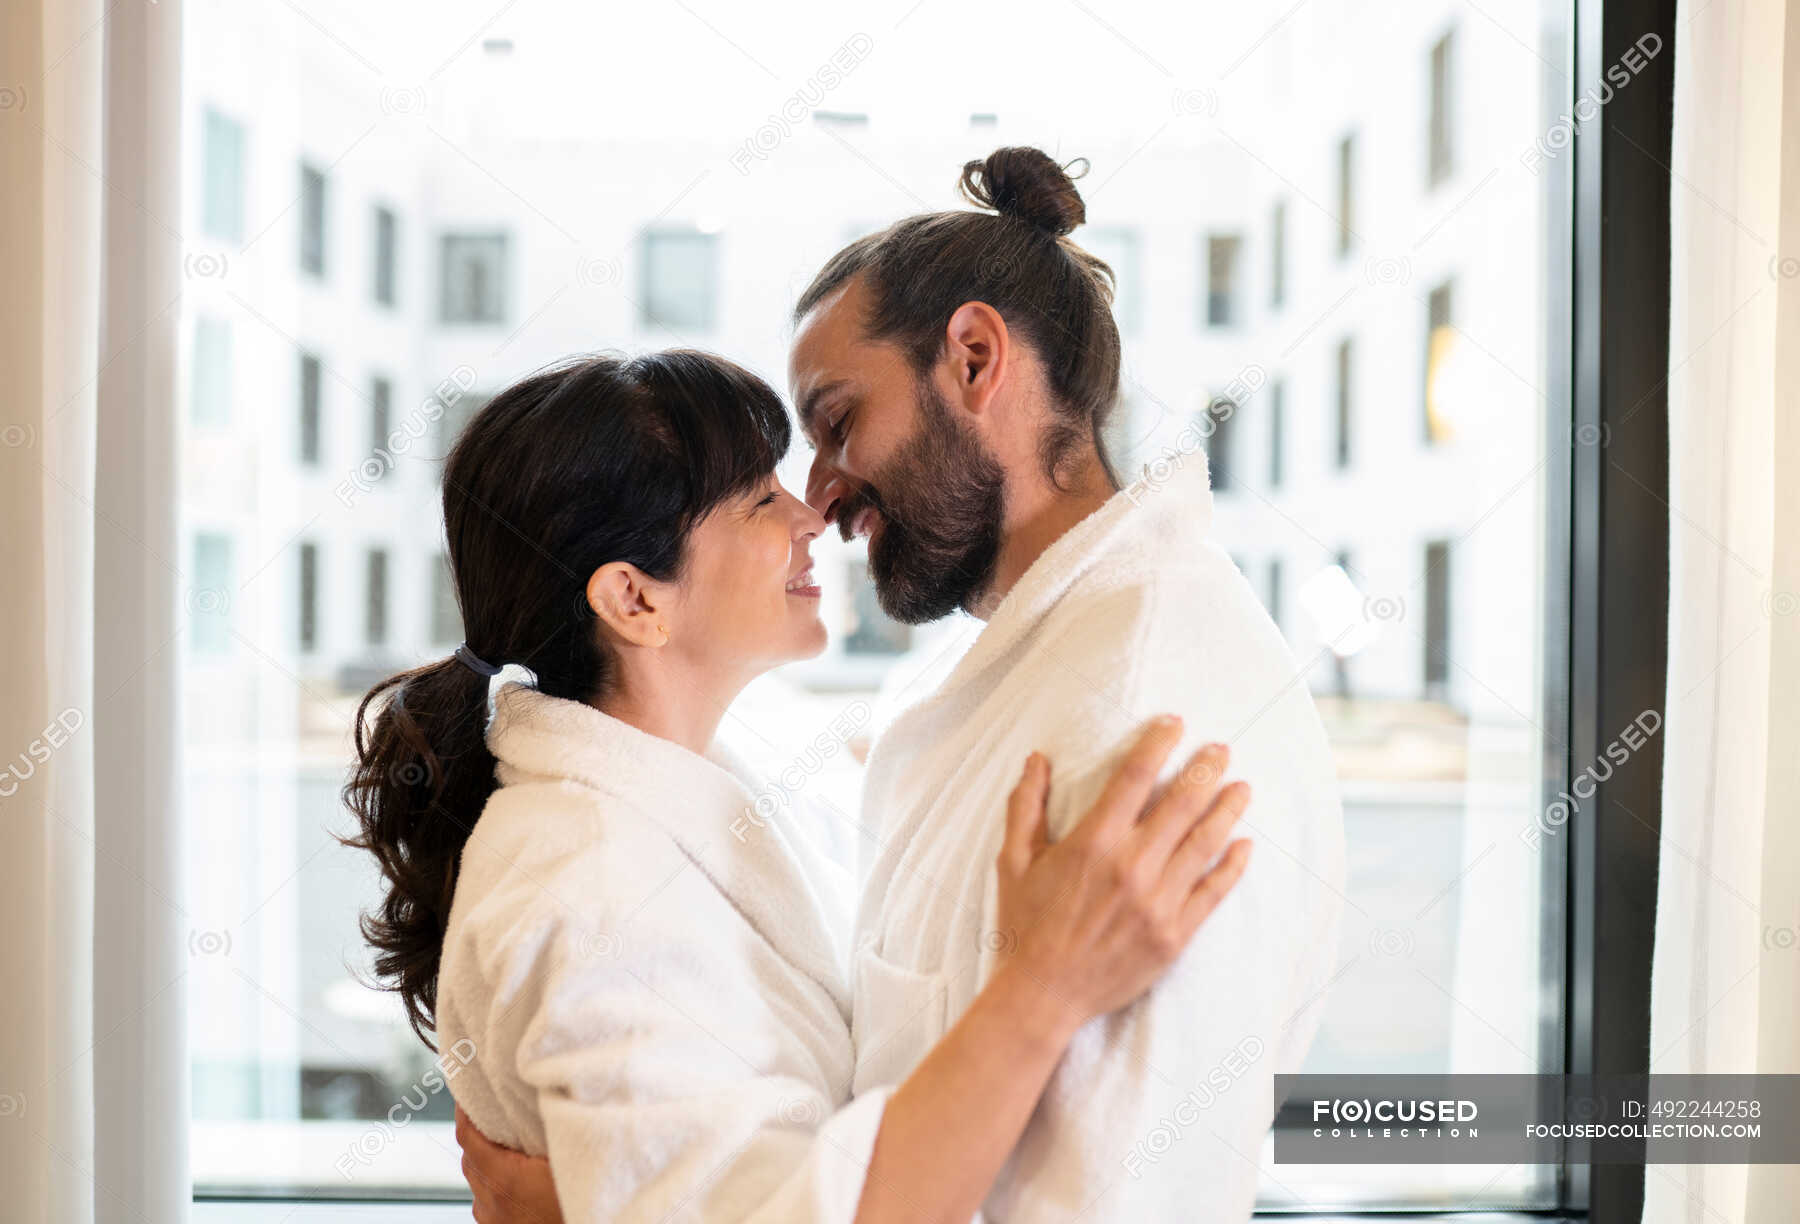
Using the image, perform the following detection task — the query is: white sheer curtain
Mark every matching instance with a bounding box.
[0,1,188,1222]
[1646,0,1800,1221]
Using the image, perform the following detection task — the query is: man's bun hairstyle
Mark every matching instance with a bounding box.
[957,147,1089,237]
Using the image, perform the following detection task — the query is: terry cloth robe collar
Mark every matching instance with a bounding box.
[486,681,852,1020]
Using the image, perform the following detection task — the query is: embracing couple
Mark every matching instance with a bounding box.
[346,146,1346,1223]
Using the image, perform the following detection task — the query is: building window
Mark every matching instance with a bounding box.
[1270,200,1288,309]
[298,542,319,653]
[1205,234,1242,327]
[190,316,232,428]
[201,107,245,243]
[191,533,233,653]
[373,206,398,306]
[299,353,322,465]
[429,555,462,646]
[1332,548,1353,698]
[1424,540,1452,696]
[439,233,509,323]
[1335,133,1356,256]
[639,230,719,332]
[1428,29,1456,187]
[365,549,389,648]
[1083,227,1142,334]
[299,163,327,278]
[843,557,911,656]
[1267,557,1284,630]
[370,376,392,454]
[1269,378,1286,489]
[1333,337,1354,469]
[1425,279,1455,443]
[1203,396,1236,490]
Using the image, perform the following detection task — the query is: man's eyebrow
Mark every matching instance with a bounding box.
[796,379,849,440]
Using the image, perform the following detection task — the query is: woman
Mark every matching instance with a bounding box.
[344,350,1253,1223]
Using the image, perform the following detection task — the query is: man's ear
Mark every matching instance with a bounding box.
[942,300,1011,416]
[585,562,667,648]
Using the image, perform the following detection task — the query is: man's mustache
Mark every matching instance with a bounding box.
[836,482,897,544]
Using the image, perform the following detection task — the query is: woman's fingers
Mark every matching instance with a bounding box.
[999,751,1051,876]
[1180,837,1253,932]
[1070,715,1183,852]
[1166,780,1253,894]
[1132,742,1231,865]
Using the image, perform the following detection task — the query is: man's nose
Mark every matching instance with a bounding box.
[806,457,848,526]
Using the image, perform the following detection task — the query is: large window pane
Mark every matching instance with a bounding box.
[180,1,1570,1208]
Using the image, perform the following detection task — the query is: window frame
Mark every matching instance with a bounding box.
[189,0,1675,1213]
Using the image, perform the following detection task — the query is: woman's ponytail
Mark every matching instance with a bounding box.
[341,654,498,1047]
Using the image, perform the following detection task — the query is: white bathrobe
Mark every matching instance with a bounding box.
[850,453,1347,1222]
[437,683,891,1223]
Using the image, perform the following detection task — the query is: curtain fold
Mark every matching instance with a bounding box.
[0,1,187,1222]
[1647,0,1800,1221]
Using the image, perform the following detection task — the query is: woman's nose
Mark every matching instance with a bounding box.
[792,493,827,542]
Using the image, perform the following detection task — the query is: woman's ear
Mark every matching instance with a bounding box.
[585,562,668,648]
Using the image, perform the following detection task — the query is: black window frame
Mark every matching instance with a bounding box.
[191,0,1675,1213]
[1263,0,1674,1219]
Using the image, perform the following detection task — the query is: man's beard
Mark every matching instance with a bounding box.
[839,381,1005,625]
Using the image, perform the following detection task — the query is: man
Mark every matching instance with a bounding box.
[459,146,1345,1221]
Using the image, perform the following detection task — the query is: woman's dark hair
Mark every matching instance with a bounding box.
[341,350,790,1045]
[793,146,1123,487]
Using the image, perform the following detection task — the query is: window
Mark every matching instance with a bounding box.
[639,229,718,332]
[1205,234,1242,327]
[1331,548,1353,697]
[190,316,232,427]
[373,205,398,306]
[298,542,319,653]
[1335,132,1356,255]
[439,233,508,323]
[364,549,389,648]
[1268,378,1285,489]
[429,555,461,646]
[370,375,392,454]
[298,353,321,464]
[1428,29,1456,186]
[1333,336,1354,468]
[843,557,911,656]
[1423,540,1451,695]
[1082,227,1142,334]
[200,106,245,242]
[1425,278,1456,442]
[300,163,327,278]
[191,533,232,653]
[1269,199,1288,309]
[1203,396,1236,490]
[179,1,1576,1210]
